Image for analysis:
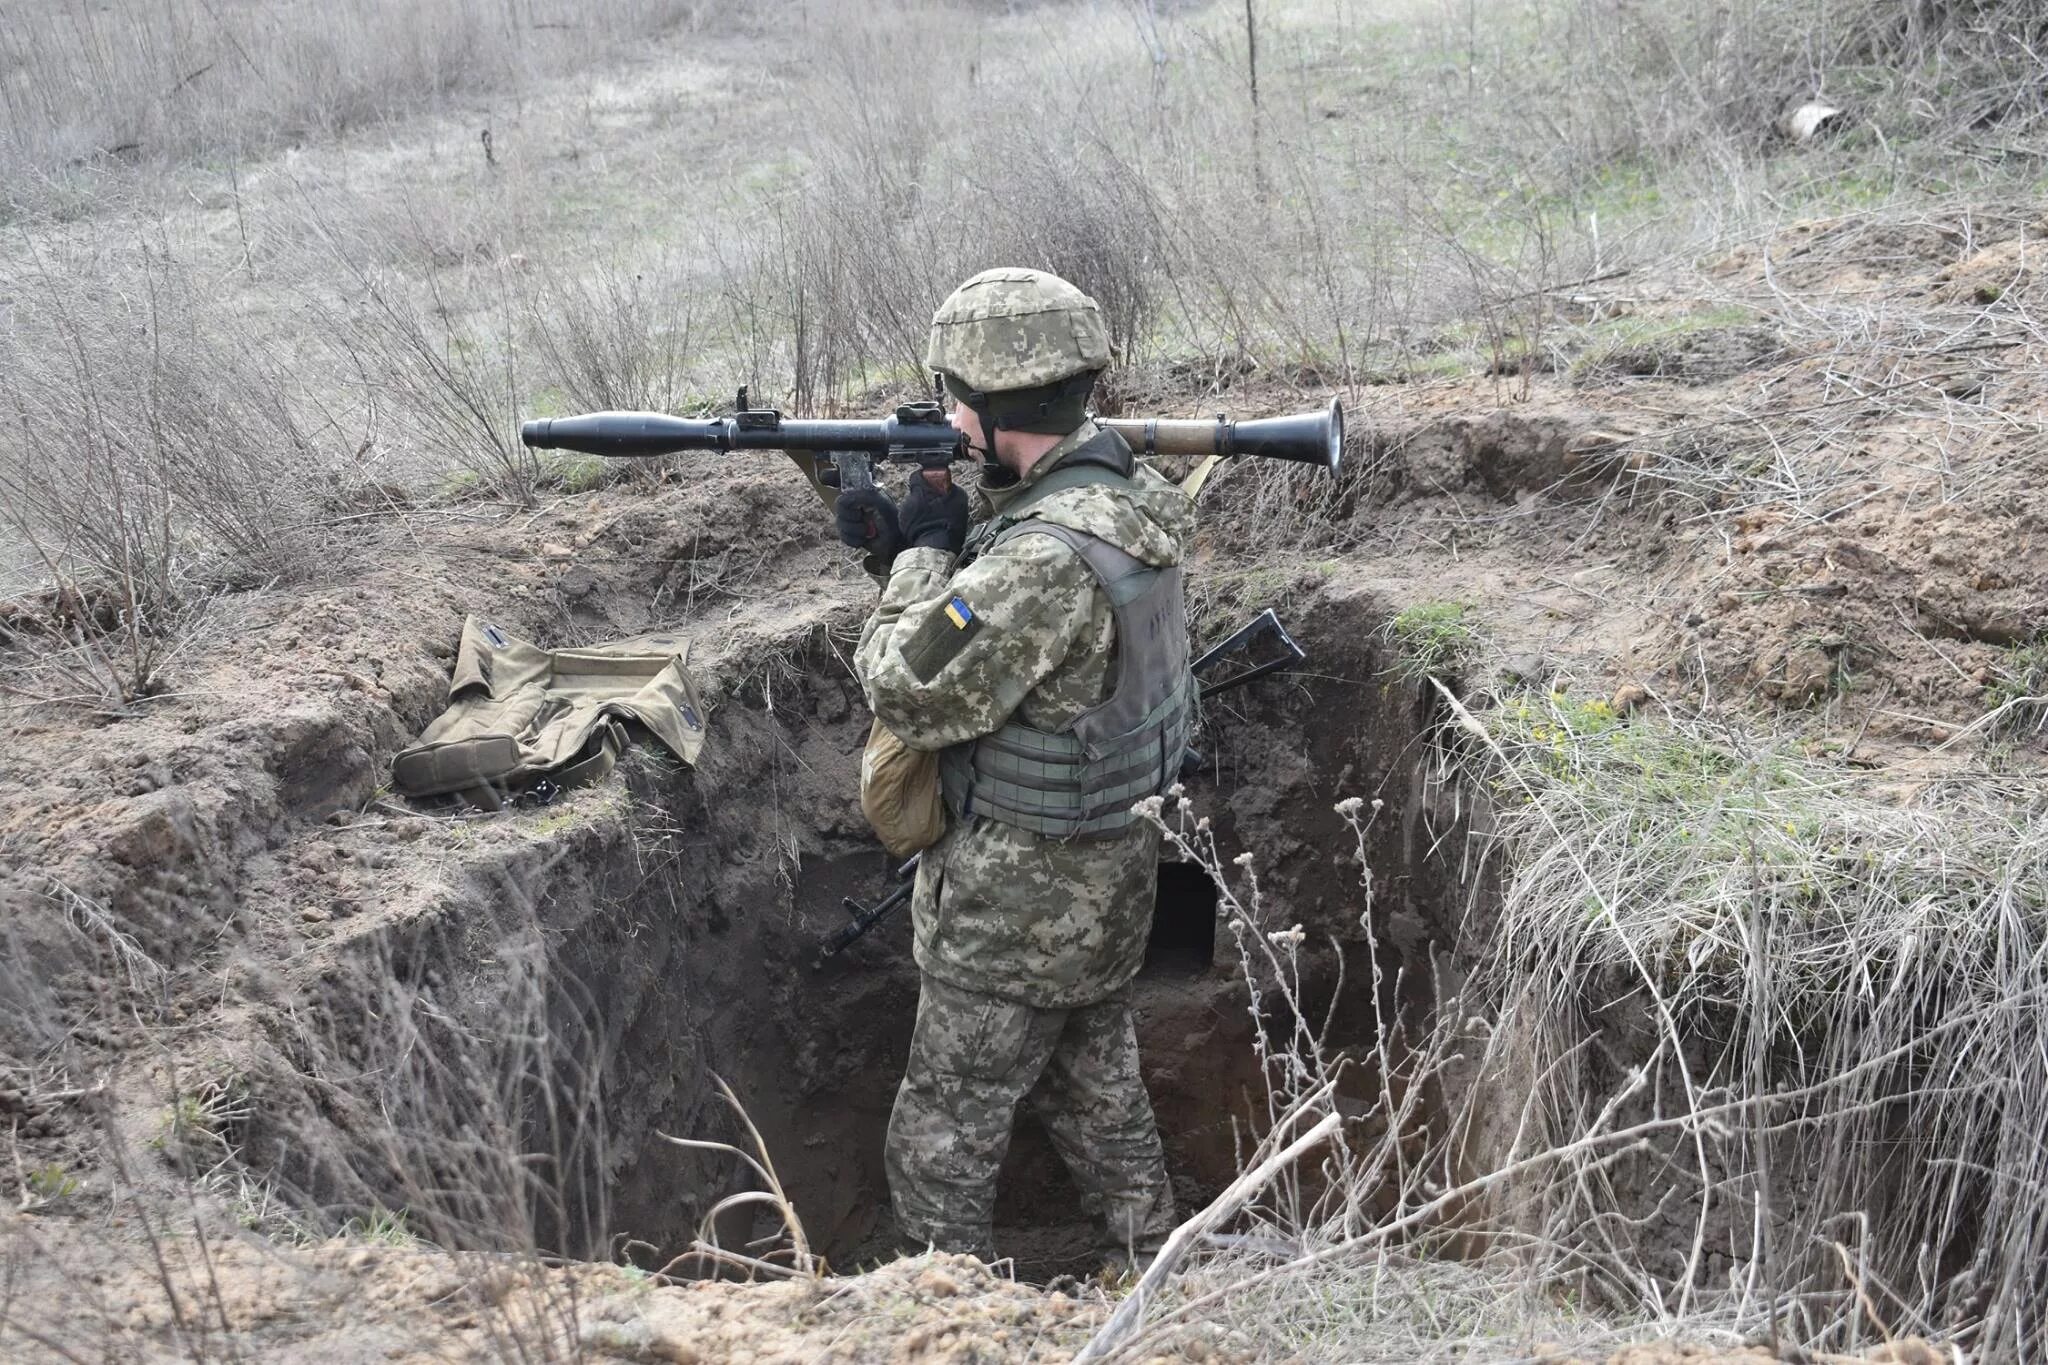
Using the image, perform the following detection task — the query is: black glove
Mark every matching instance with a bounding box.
[900,469,971,556]
[835,486,902,564]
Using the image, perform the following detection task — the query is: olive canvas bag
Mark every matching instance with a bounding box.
[394,617,707,808]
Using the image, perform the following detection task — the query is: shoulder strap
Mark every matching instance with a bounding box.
[966,428,1141,563]
[997,460,1130,522]
[997,522,1153,606]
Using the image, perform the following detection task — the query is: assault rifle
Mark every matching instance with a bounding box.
[520,388,1344,504]
[816,609,1306,959]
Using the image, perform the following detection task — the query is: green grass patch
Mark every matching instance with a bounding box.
[1471,694,2045,990]
[342,1206,419,1247]
[1490,690,1786,806]
[434,467,485,502]
[1986,637,2048,745]
[540,454,612,493]
[1561,304,1764,381]
[150,1094,216,1151]
[26,1164,81,1200]
[1384,601,1479,682]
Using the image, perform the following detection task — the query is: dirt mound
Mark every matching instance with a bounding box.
[5,204,2038,1359]
[0,1217,1117,1363]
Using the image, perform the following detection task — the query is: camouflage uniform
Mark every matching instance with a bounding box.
[854,269,1192,1262]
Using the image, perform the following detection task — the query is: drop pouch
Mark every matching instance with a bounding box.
[859,718,946,857]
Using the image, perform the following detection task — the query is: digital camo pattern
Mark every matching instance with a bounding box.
[886,973,1176,1260]
[925,267,1114,394]
[855,423,1196,1008]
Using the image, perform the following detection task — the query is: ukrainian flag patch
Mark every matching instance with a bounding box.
[905,594,984,682]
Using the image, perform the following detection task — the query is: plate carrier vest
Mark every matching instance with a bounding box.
[938,434,1192,840]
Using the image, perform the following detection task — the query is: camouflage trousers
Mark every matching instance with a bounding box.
[885,973,1176,1263]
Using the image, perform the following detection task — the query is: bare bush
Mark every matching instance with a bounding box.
[1550,0,2048,168]
[518,250,707,416]
[300,196,538,499]
[0,236,331,707]
[676,0,1436,410]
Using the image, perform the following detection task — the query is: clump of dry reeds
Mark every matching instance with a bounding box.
[1444,682,2048,1359]
[1099,784,1816,1363]
[1102,686,2037,1362]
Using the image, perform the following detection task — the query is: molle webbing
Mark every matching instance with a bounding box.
[941,522,1191,840]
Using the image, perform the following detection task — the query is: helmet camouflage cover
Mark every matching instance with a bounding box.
[925,267,1112,396]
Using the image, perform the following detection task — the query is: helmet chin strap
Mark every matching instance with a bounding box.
[968,398,1018,488]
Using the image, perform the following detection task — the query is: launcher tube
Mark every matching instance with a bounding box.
[519,411,964,459]
[520,399,1342,474]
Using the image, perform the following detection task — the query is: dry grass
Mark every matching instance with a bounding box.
[657,1075,818,1282]
[3,0,2046,1359]
[0,0,712,219]
[7,0,2043,645]
[1442,684,2048,1359]
[1106,748,2031,1360]
[0,235,338,707]
[0,847,613,1359]
[1557,0,2048,164]
[1110,787,1742,1363]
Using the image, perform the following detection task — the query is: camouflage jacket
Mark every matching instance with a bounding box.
[855,422,1196,1008]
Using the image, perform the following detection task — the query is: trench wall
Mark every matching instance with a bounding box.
[229,584,1497,1274]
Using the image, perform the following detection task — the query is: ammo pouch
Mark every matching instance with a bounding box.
[394,617,707,808]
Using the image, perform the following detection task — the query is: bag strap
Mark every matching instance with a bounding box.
[455,721,627,810]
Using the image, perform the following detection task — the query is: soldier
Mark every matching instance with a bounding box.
[835,267,1194,1269]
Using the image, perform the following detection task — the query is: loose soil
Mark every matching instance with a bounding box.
[3,184,2041,1365]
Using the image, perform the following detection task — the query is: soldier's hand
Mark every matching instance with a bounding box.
[835,486,903,564]
[901,469,970,555]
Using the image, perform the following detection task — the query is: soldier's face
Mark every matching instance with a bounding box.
[950,403,1010,470]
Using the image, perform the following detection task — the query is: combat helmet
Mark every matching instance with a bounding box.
[926,268,1110,437]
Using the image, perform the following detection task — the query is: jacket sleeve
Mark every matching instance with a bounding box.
[855,538,1098,751]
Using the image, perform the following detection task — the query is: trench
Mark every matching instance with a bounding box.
[251,588,1483,1281]
[604,589,1475,1278]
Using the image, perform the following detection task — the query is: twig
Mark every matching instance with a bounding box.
[1074,1107,1343,1362]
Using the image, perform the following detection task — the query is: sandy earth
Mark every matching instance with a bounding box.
[0,1212,1954,1363]
[0,1224,1118,1363]
[2,13,2042,1359]
[7,230,2035,1351]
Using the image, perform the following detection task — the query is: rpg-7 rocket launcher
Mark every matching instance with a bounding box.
[519,388,1344,504]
